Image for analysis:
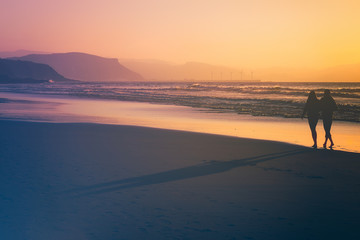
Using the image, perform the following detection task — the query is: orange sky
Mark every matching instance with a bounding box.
[1,0,360,69]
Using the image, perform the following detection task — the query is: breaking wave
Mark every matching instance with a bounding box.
[1,81,360,122]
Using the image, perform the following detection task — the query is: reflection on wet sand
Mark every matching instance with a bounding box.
[1,92,359,153]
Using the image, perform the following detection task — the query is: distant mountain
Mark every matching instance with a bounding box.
[120,59,360,82]
[0,58,74,83]
[119,59,244,81]
[0,49,48,58]
[11,52,143,82]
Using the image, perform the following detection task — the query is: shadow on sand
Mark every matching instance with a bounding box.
[61,148,309,196]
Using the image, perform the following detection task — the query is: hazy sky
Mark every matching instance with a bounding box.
[1,0,360,69]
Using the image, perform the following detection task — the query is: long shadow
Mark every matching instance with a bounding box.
[62,148,309,196]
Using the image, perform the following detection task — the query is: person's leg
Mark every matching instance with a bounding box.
[323,118,330,148]
[327,119,334,148]
[323,117,335,148]
[308,117,318,148]
[311,129,317,148]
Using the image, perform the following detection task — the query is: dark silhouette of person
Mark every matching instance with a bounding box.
[302,91,320,148]
[320,89,337,149]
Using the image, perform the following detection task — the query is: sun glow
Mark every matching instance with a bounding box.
[1,0,360,81]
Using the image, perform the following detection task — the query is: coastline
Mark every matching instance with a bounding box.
[1,120,360,239]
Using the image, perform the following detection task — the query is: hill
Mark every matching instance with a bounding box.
[120,59,360,82]
[11,52,143,82]
[119,59,245,81]
[0,58,74,83]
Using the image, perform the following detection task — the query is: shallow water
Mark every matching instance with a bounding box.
[1,81,360,122]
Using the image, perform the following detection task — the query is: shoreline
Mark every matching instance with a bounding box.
[1,92,359,153]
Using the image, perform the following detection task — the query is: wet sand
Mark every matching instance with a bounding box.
[1,120,360,239]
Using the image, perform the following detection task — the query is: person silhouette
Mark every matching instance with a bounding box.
[302,91,320,148]
[320,89,337,149]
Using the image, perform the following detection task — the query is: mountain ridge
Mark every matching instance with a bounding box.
[120,59,360,82]
[119,59,244,81]
[4,50,359,82]
[11,52,143,82]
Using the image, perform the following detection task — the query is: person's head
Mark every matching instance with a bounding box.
[308,90,317,101]
[324,89,331,97]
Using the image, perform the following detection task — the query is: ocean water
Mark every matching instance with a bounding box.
[1,81,359,122]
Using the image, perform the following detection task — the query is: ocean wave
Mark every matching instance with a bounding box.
[1,81,359,122]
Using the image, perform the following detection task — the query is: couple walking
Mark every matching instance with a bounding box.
[302,89,337,149]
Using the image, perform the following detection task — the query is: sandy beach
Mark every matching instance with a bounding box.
[1,120,360,240]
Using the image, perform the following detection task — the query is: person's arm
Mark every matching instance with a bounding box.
[333,99,338,111]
